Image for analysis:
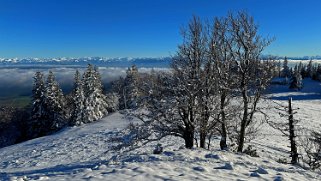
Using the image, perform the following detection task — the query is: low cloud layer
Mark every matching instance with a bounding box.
[0,67,126,97]
[0,67,168,98]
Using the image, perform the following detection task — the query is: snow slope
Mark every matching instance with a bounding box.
[1,80,321,180]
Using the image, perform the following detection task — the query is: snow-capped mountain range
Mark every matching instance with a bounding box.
[0,57,171,68]
[1,56,321,69]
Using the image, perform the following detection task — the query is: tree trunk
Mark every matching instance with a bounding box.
[123,88,127,109]
[238,85,248,152]
[220,94,228,150]
[184,126,194,149]
[220,121,228,150]
[238,119,246,152]
[289,97,298,164]
[200,132,206,148]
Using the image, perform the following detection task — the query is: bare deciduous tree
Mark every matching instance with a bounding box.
[228,12,275,152]
[129,12,274,151]
[208,17,236,150]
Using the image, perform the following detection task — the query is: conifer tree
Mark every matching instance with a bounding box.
[30,71,48,137]
[83,64,108,123]
[124,65,140,109]
[306,59,313,78]
[282,56,290,78]
[290,65,303,90]
[44,71,66,131]
[70,70,85,125]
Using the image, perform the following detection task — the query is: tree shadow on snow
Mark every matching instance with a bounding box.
[266,79,321,101]
[0,161,100,180]
[269,93,321,101]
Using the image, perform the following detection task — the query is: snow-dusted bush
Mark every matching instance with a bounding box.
[302,131,321,170]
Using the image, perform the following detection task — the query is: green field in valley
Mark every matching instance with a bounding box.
[0,96,31,108]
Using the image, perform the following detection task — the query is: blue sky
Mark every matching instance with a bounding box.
[0,0,320,58]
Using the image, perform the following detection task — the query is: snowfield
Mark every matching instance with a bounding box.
[1,80,321,180]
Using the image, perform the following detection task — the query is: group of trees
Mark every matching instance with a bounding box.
[123,12,275,152]
[111,65,140,110]
[0,107,29,148]
[0,64,132,148]
[0,63,143,147]
[29,64,110,137]
[279,57,321,90]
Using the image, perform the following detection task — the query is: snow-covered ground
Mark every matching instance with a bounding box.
[1,79,321,180]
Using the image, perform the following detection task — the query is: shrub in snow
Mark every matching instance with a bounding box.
[277,158,288,164]
[153,143,163,154]
[243,145,259,157]
[302,131,321,170]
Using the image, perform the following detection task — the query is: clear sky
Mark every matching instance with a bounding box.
[0,0,321,58]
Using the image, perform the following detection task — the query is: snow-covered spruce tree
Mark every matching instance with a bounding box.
[315,65,321,81]
[105,93,119,112]
[44,71,67,131]
[111,76,126,109]
[277,60,282,78]
[29,71,48,137]
[298,61,307,79]
[70,70,85,126]
[282,56,291,78]
[82,64,108,123]
[228,12,275,152]
[124,65,140,109]
[306,59,313,78]
[138,70,169,108]
[289,65,303,90]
